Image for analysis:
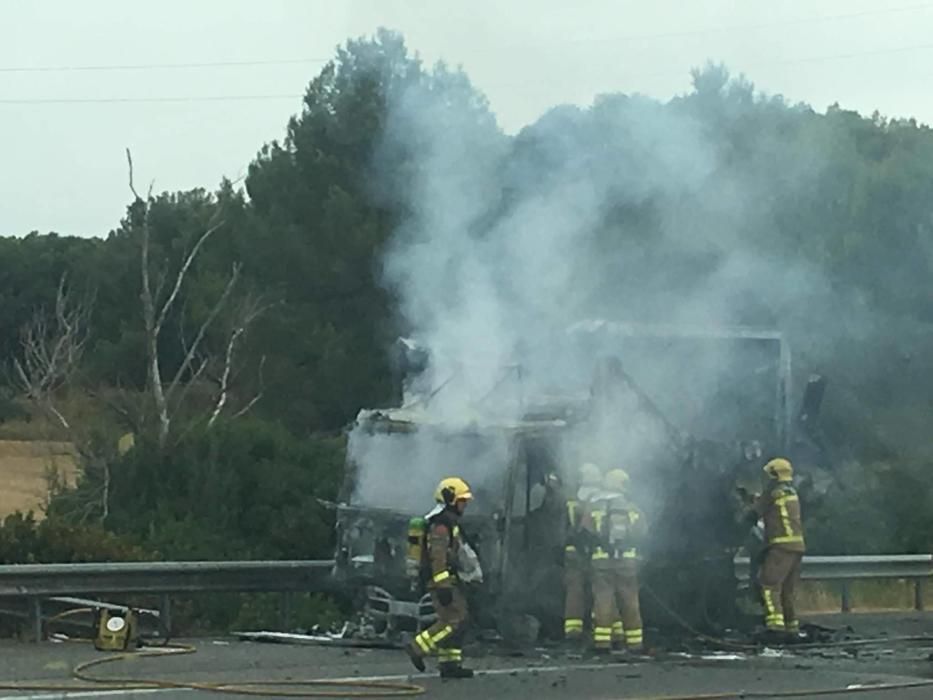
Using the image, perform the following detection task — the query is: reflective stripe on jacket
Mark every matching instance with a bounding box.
[584,495,645,561]
[565,499,582,553]
[756,484,806,552]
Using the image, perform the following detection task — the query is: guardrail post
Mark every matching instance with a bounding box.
[840,581,852,613]
[30,597,42,643]
[280,592,293,631]
[915,580,925,612]
[159,595,172,638]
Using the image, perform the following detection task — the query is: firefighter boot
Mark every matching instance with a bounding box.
[756,628,789,647]
[405,642,426,672]
[439,663,475,679]
[438,648,472,678]
[611,621,624,650]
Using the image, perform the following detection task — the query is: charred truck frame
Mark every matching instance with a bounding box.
[333,322,823,643]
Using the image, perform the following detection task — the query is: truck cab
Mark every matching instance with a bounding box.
[333,322,809,640]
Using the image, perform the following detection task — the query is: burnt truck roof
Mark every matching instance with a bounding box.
[354,399,588,435]
[343,321,792,514]
[566,319,786,341]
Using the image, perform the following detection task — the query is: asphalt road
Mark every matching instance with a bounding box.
[0,613,930,700]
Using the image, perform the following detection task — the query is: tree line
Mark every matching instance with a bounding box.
[0,30,931,579]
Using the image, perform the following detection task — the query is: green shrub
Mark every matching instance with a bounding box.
[805,458,933,554]
[0,511,150,564]
[99,418,345,561]
[0,389,30,425]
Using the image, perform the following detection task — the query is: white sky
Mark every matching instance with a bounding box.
[2,0,932,237]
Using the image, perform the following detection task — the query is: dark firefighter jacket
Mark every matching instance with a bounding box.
[755,483,806,552]
[584,494,646,561]
[425,509,463,589]
[565,496,587,556]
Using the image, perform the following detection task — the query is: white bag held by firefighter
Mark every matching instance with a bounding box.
[457,539,483,583]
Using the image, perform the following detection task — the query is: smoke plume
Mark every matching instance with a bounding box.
[347,63,842,513]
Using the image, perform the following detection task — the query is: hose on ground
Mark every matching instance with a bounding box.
[72,644,425,697]
[5,604,425,696]
[0,641,424,697]
[6,598,932,698]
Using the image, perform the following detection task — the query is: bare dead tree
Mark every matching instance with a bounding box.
[13,274,91,431]
[207,294,275,427]
[127,148,240,447]
[231,355,267,420]
[127,149,270,446]
[11,275,114,524]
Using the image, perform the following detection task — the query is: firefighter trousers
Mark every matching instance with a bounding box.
[758,547,803,633]
[592,559,642,650]
[412,586,469,666]
[563,548,587,639]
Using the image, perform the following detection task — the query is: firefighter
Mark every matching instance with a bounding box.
[563,462,602,643]
[406,477,475,679]
[586,468,646,653]
[753,458,806,640]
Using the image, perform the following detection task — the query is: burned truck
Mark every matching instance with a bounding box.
[334,406,581,639]
[332,322,825,641]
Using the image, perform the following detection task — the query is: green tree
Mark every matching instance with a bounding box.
[244,30,427,432]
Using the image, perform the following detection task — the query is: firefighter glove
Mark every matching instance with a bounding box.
[436,587,453,607]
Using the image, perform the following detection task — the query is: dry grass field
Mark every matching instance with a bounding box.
[797,578,933,614]
[0,440,77,518]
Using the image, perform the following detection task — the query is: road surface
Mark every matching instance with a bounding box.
[0,613,929,699]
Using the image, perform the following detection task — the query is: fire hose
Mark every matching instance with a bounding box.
[4,598,931,698]
[0,644,425,697]
[0,608,425,698]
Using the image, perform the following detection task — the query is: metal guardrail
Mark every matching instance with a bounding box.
[0,560,336,642]
[0,560,336,596]
[0,555,928,642]
[735,554,933,613]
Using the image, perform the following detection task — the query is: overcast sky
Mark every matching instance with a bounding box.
[2,0,932,237]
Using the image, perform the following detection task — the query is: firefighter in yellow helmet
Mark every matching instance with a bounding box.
[563,462,602,643]
[751,458,806,639]
[406,477,475,679]
[585,468,646,653]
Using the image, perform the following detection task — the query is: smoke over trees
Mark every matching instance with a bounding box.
[0,30,931,564]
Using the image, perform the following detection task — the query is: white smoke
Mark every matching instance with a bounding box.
[348,63,837,511]
[347,426,509,514]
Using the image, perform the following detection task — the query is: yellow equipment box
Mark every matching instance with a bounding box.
[93,608,138,651]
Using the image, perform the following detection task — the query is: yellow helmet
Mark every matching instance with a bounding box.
[763,458,793,482]
[603,468,630,493]
[579,462,602,487]
[435,477,474,505]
